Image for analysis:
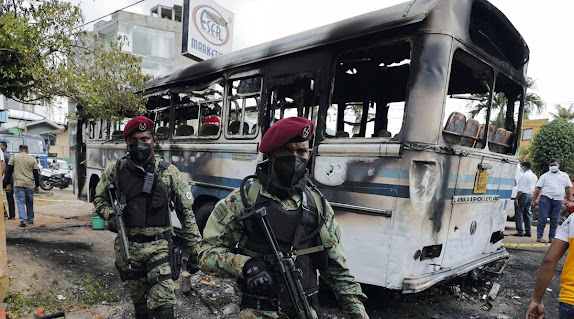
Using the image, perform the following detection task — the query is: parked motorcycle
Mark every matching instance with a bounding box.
[39,160,73,191]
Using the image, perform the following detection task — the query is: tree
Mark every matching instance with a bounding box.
[528,118,574,178]
[468,77,544,123]
[550,103,574,121]
[0,0,151,121]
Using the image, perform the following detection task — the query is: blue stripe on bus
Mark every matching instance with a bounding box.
[326,181,512,200]
[343,165,515,186]
[194,175,245,189]
[449,174,515,186]
[191,184,232,201]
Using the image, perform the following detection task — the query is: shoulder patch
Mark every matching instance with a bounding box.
[213,203,229,223]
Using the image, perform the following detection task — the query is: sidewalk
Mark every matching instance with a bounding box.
[4,188,93,229]
[503,220,554,247]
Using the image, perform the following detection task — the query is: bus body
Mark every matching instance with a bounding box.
[0,134,49,167]
[84,0,528,293]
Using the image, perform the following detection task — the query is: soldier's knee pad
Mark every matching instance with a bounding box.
[152,305,174,319]
[134,302,152,319]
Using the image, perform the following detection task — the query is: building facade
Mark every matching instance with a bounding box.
[91,5,192,78]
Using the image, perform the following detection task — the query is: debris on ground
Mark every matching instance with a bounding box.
[488,283,501,300]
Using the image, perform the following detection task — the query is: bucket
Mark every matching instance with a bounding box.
[91,216,105,230]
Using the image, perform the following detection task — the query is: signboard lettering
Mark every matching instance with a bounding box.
[452,195,500,204]
[182,0,234,61]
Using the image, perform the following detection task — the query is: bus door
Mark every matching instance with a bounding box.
[439,50,522,268]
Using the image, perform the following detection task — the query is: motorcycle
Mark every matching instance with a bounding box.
[39,161,73,191]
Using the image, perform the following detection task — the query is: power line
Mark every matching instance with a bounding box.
[75,0,146,30]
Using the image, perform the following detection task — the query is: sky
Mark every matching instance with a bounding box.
[70,0,574,119]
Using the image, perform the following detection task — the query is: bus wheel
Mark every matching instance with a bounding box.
[195,202,216,234]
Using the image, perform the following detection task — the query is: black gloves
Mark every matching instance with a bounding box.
[187,253,200,274]
[242,258,274,294]
[107,214,118,233]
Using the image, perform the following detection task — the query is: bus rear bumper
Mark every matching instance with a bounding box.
[402,249,510,294]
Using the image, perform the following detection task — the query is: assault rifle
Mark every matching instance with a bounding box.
[107,184,131,266]
[238,207,313,319]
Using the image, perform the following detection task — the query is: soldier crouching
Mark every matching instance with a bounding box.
[199,117,369,319]
[93,116,202,319]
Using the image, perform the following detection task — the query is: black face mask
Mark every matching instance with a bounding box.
[273,156,308,187]
[129,141,153,163]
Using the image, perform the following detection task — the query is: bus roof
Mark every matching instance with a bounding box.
[143,0,528,94]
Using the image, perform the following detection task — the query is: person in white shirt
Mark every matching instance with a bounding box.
[513,161,538,237]
[531,159,573,243]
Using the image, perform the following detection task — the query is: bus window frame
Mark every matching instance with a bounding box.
[442,44,526,158]
[322,39,413,143]
[486,71,525,155]
[224,74,263,140]
[262,72,319,135]
[171,78,225,140]
[442,46,495,150]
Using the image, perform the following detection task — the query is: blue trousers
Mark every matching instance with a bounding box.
[14,187,34,223]
[514,194,532,235]
[560,302,574,319]
[537,195,563,241]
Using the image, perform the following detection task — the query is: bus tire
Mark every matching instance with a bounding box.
[195,202,216,234]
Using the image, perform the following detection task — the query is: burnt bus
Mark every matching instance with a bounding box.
[85,0,528,293]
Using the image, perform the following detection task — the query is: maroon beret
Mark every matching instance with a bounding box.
[260,117,314,153]
[122,116,155,139]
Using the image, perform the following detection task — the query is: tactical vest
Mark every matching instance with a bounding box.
[116,159,171,228]
[238,181,333,296]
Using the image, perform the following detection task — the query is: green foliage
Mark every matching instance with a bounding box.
[0,0,152,121]
[468,77,545,122]
[529,118,574,177]
[550,103,574,121]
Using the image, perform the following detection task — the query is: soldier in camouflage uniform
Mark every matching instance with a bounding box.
[200,117,369,319]
[94,116,202,319]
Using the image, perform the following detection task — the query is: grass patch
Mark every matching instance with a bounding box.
[78,274,120,306]
[5,274,120,318]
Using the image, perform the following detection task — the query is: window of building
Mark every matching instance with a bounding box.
[173,79,224,138]
[522,128,533,141]
[326,42,410,139]
[487,74,522,155]
[141,56,174,78]
[117,23,174,59]
[226,76,261,138]
[443,49,493,148]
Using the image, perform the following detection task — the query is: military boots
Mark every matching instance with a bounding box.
[152,306,175,319]
[134,302,152,319]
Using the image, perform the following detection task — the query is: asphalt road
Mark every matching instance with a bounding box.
[3,189,565,319]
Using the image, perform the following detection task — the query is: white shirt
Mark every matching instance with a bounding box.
[536,170,573,201]
[517,169,538,195]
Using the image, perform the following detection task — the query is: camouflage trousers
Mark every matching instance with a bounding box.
[238,307,318,319]
[114,237,178,310]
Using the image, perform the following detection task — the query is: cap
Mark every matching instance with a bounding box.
[122,116,155,139]
[259,117,314,153]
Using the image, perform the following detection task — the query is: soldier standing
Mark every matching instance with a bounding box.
[93,116,202,319]
[200,117,369,318]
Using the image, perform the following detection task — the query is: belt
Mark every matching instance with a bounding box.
[128,230,171,243]
[240,295,280,311]
[240,293,317,312]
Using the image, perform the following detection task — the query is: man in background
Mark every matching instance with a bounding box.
[513,161,538,237]
[531,159,573,243]
[0,140,15,220]
[5,145,40,227]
